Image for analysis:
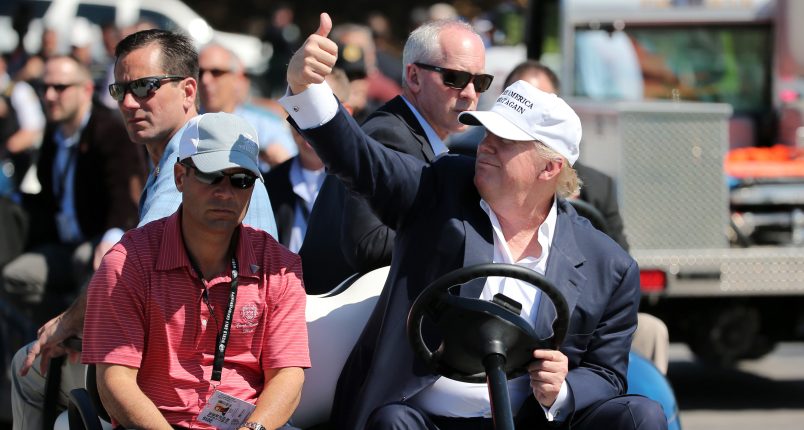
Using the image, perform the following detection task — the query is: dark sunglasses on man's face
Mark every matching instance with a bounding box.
[39,82,82,94]
[199,68,234,78]
[413,63,494,93]
[180,161,258,189]
[108,75,186,102]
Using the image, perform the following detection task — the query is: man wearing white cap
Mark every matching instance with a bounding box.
[279,13,666,430]
[82,112,309,430]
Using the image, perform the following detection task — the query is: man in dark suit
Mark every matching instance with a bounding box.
[2,55,145,309]
[281,14,665,430]
[265,127,325,252]
[300,16,491,292]
[574,162,628,250]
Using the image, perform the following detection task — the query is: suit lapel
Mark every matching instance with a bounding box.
[460,202,493,298]
[457,200,586,335]
[389,97,437,162]
[536,203,585,343]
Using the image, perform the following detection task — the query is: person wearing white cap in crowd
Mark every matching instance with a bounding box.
[278,13,667,430]
[82,111,310,430]
[70,17,96,68]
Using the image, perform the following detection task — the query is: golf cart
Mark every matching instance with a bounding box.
[57,260,680,430]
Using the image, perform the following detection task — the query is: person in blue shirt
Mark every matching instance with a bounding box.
[198,43,297,171]
[10,29,278,430]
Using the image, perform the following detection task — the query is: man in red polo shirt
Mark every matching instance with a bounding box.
[83,112,309,430]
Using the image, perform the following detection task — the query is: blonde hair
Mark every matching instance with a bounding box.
[533,143,582,198]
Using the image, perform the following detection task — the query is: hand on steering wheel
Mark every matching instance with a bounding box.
[407,263,570,383]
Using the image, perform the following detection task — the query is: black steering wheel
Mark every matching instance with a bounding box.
[407,263,570,384]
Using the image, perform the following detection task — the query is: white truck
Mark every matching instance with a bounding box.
[529,0,804,365]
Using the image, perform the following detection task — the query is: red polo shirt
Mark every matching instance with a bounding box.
[83,211,310,428]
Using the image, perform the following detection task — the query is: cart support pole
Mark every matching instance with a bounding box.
[484,353,515,430]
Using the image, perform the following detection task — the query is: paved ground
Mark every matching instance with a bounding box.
[668,342,804,430]
[2,343,802,429]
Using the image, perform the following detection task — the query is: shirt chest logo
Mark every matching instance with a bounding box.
[241,303,258,322]
[235,303,260,333]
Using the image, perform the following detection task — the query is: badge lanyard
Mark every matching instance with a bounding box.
[206,257,238,383]
[183,228,240,384]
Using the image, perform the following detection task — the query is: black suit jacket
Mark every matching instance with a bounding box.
[299,96,435,293]
[27,104,145,247]
[296,105,640,429]
[341,96,436,272]
[264,156,296,247]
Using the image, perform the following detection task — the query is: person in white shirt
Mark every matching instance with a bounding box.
[277,13,668,430]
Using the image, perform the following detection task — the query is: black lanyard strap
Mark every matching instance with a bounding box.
[211,257,238,382]
[182,225,241,383]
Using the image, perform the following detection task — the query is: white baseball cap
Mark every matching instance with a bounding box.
[458,80,582,165]
[178,112,263,180]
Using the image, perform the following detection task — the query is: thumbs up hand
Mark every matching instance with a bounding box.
[287,12,338,95]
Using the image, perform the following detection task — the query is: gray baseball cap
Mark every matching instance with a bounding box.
[178,112,263,180]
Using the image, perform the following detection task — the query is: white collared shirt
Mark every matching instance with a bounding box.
[400,96,449,157]
[411,199,569,421]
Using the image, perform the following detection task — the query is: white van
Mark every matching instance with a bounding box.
[0,0,268,73]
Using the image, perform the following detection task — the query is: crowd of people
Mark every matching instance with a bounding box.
[0,3,669,430]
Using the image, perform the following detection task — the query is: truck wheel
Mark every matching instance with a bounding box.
[688,305,767,366]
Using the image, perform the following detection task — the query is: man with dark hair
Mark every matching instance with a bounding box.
[10,30,278,429]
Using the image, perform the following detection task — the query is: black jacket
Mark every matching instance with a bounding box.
[299,96,436,293]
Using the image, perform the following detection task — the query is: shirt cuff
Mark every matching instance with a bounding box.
[101,228,125,245]
[541,380,571,422]
[278,82,339,130]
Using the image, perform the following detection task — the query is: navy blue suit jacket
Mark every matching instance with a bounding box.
[299,96,435,294]
[264,156,296,248]
[296,104,640,429]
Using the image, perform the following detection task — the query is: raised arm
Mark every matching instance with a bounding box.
[286,13,337,96]
[281,12,432,232]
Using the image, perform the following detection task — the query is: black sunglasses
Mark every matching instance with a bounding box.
[39,82,82,94]
[180,161,258,189]
[414,63,494,93]
[199,68,234,78]
[108,75,186,102]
